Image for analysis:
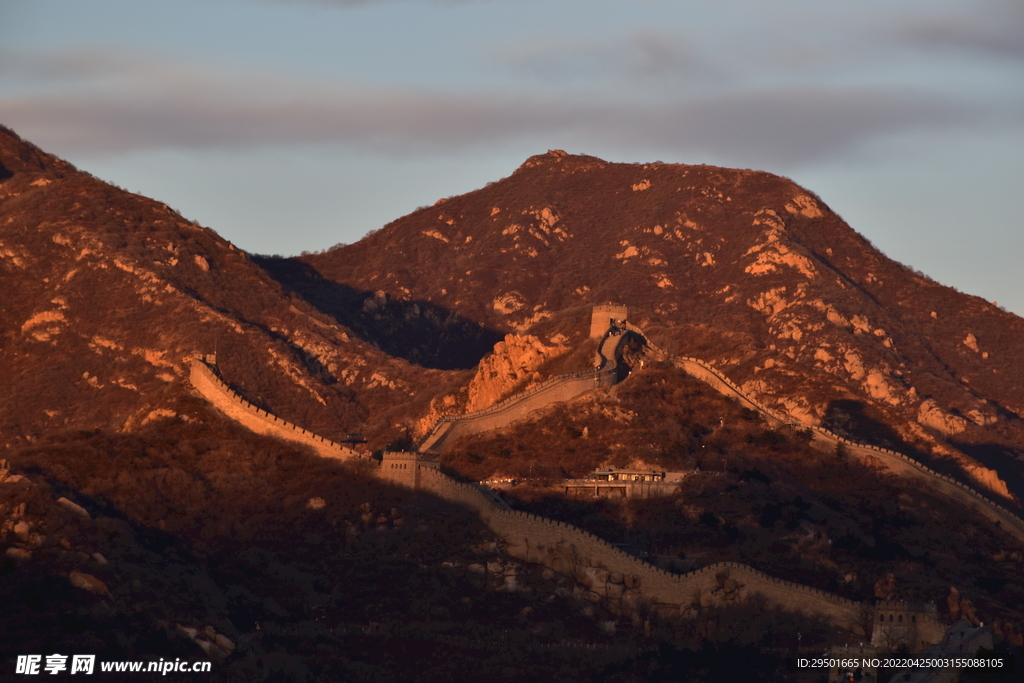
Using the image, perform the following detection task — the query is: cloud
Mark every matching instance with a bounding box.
[0,47,124,82]
[900,0,1024,62]
[0,47,996,170]
[0,51,575,156]
[626,86,979,167]
[262,0,483,6]
[497,29,716,86]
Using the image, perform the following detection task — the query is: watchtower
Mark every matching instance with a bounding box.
[379,451,439,489]
[871,601,945,652]
[590,304,629,339]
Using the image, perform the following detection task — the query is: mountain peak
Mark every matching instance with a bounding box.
[515,149,610,173]
[0,124,72,180]
[301,150,1024,500]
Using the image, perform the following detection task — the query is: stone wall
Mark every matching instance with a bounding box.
[187,310,1024,643]
[630,329,1024,546]
[189,352,921,640]
[188,358,363,462]
[186,356,892,638]
[822,435,1024,541]
[416,467,867,631]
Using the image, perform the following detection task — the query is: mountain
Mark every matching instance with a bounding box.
[297,149,1024,500]
[0,125,508,678]
[0,125,472,452]
[4,128,1024,680]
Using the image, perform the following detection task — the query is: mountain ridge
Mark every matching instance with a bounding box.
[4,125,1023,502]
[295,149,1024,499]
[4,127,1024,677]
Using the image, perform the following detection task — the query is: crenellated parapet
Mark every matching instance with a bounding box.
[628,326,1024,546]
[415,467,868,631]
[188,357,364,462]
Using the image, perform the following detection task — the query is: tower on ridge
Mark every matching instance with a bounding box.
[379,451,439,488]
[590,304,629,339]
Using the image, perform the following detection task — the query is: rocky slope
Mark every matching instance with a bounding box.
[0,127,658,681]
[0,126,464,452]
[299,150,1024,500]
[4,127,1024,678]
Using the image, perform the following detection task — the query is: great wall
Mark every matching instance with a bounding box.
[186,304,1024,648]
[188,358,363,462]
[630,327,1024,546]
[414,467,873,630]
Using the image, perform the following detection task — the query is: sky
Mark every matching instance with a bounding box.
[1,0,1022,314]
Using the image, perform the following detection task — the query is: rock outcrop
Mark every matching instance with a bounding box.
[465,334,567,412]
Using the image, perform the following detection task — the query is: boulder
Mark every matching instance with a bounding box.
[215,634,235,654]
[579,566,610,590]
[57,497,91,519]
[917,400,968,435]
[193,638,230,661]
[605,582,626,600]
[465,334,566,412]
[947,587,961,620]
[176,624,199,639]
[699,586,722,607]
[69,571,109,596]
[0,460,22,484]
[874,573,896,600]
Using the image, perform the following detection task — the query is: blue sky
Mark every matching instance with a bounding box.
[2,0,1022,314]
